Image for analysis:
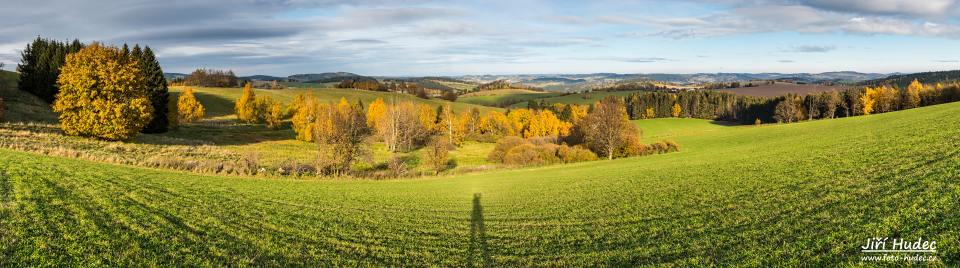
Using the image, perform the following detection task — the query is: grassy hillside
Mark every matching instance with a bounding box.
[171,86,499,120]
[458,88,561,107]
[2,102,959,265]
[0,70,58,123]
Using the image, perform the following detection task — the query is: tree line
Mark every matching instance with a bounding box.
[171,69,240,88]
[605,79,960,124]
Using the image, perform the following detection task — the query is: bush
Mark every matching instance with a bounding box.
[265,101,283,130]
[488,136,526,163]
[235,83,258,123]
[504,143,543,166]
[426,136,452,174]
[177,88,205,124]
[558,145,598,163]
[53,43,153,141]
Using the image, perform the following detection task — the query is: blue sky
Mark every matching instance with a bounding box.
[1,0,960,76]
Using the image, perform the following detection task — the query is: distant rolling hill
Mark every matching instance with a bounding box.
[860,70,960,88]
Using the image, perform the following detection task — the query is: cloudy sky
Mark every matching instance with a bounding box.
[1,0,960,76]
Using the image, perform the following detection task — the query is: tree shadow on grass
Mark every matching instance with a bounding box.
[467,193,490,267]
[708,120,742,126]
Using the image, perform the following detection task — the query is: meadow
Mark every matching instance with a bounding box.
[2,100,957,265]
[457,88,562,107]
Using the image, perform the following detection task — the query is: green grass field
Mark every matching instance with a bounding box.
[3,100,958,265]
[458,88,561,107]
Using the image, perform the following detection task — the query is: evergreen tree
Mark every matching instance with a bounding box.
[139,46,171,133]
[17,37,83,103]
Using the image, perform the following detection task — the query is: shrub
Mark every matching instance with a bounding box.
[504,143,542,166]
[177,88,205,124]
[265,101,283,130]
[557,145,598,163]
[235,83,257,123]
[426,136,452,174]
[53,43,153,141]
[488,136,526,163]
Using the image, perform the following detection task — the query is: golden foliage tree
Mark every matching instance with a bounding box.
[438,104,465,146]
[671,103,682,117]
[177,88,205,124]
[478,110,513,137]
[507,109,533,135]
[525,110,568,138]
[235,82,257,123]
[861,87,877,115]
[53,43,152,141]
[643,107,656,119]
[291,95,319,141]
[904,79,923,109]
[314,97,370,174]
[265,101,283,130]
[418,104,438,132]
[367,97,387,129]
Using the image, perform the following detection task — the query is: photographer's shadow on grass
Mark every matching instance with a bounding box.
[468,193,491,267]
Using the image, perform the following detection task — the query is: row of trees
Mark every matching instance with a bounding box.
[17,37,84,103]
[173,69,240,87]
[235,83,284,129]
[607,79,960,124]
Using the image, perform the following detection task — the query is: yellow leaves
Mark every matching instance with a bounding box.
[291,95,318,141]
[53,43,152,141]
[524,110,566,138]
[671,103,682,117]
[235,83,257,123]
[643,107,656,119]
[418,104,438,131]
[905,79,923,109]
[507,109,533,135]
[367,97,386,129]
[861,87,876,115]
[177,88,205,124]
[568,104,589,124]
[265,101,283,130]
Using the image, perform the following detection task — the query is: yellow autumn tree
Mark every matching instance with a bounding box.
[905,79,922,109]
[367,97,387,129]
[53,43,152,141]
[861,87,876,115]
[568,104,589,124]
[177,88,205,124]
[479,110,514,137]
[671,103,682,117]
[291,95,319,141]
[235,82,258,123]
[507,109,533,135]
[265,101,283,130]
[438,104,465,146]
[525,110,565,138]
[418,104,438,132]
[643,107,656,119]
